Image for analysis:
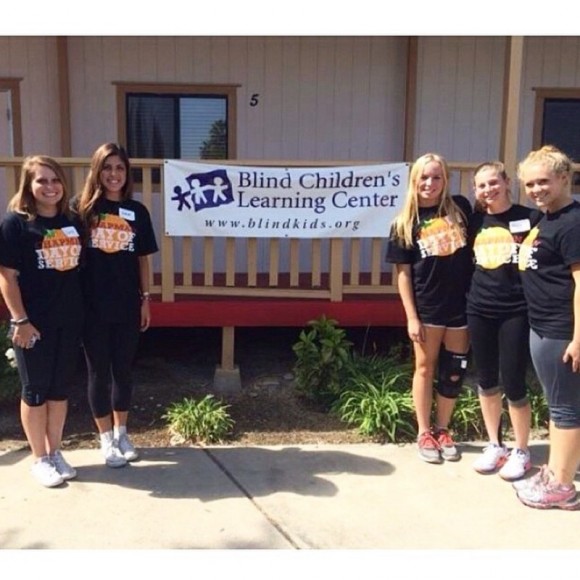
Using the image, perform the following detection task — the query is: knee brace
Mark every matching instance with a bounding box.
[436,349,469,399]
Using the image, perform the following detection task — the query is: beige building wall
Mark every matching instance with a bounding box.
[66,36,408,161]
[414,36,507,162]
[519,36,580,160]
[0,36,61,156]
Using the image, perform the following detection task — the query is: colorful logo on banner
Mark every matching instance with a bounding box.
[171,169,234,212]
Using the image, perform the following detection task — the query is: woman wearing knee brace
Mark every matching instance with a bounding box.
[0,156,83,487]
[467,162,541,480]
[387,153,473,463]
[515,145,580,510]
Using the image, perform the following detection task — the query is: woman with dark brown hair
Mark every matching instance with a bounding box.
[76,143,158,468]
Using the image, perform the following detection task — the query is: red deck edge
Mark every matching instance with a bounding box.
[0,297,406,328]
[149,297,406,328]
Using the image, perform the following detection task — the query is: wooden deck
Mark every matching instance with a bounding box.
[0,157,482,383]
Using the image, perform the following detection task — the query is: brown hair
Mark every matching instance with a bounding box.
[8,155,71,220]
[75,143,133,227]
[472,161,511,213]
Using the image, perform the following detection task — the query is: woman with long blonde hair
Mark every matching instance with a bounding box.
[387,153,473,463]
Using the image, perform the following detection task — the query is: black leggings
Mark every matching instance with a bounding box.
[467,312,529,405]
[84,318,140,419]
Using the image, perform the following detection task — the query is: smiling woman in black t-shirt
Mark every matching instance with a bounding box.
[0,156,83,488]
[386,153,473,464]
[467,162,541,481]
[75,143,158,469]
[515,145,580,510]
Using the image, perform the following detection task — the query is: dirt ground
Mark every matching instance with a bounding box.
[0,326,404,452]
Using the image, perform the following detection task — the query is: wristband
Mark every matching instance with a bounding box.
[141,292,151,301]
[10,317,30,326]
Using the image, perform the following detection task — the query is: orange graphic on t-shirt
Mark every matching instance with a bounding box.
[38,229,81,271]
[473,226,515,270]
[90,213,135,254]
[417,217,465,257]
[518,227,539,271]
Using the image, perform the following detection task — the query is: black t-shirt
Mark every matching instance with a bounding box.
[0,211,83,328]
[82,198,158,322]
[467,204,542,317]
[386,195,473,323]
[519,201,580,339]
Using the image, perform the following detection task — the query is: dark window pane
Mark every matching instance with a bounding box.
[125,92,229,183]
[542,99,580,161]
[127,94,178,158]
[542,98,580,189]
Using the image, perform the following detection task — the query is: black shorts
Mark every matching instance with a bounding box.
[421,312,467,329]
[14,325,82,406]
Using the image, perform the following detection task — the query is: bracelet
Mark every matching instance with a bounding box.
[141,292,151,301]
[10,317,30,326]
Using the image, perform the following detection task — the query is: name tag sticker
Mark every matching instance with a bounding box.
[509,219,530,233]
[61,226,79,237]
[119,208,135,221]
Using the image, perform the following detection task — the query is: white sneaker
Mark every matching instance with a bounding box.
[101,440,128,468]
[473,443,509,474]
[50,450,77,480]
[31,456,64,488]
[116,433,139,462]
[499,448,532,481]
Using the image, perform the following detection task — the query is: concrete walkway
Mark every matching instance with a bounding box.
[1,440,579,562]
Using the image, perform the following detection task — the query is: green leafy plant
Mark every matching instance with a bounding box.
[448,387,486,440]
[333,373,415,442]
[292,315,353,408]
[348,352,413,391]
[162,394,234,444]
[0,321,20,403]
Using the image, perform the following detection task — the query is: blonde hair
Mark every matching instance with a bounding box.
[517,145,572,195]
[473,161,511,213]
[8,155,71,220]
[75,142,133,227]
[392,153,466,247]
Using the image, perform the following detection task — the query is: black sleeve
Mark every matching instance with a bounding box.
[385,223,414,264]
[0,213,23,270]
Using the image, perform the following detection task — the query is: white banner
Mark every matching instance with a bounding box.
[163,161,409,238]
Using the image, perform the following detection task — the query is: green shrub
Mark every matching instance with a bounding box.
[292,315,353,408]
[348,352,413,392]
[448,387,486,440]
[0,321,20,403]
[162,395,234,444]
[333,373,415,442]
